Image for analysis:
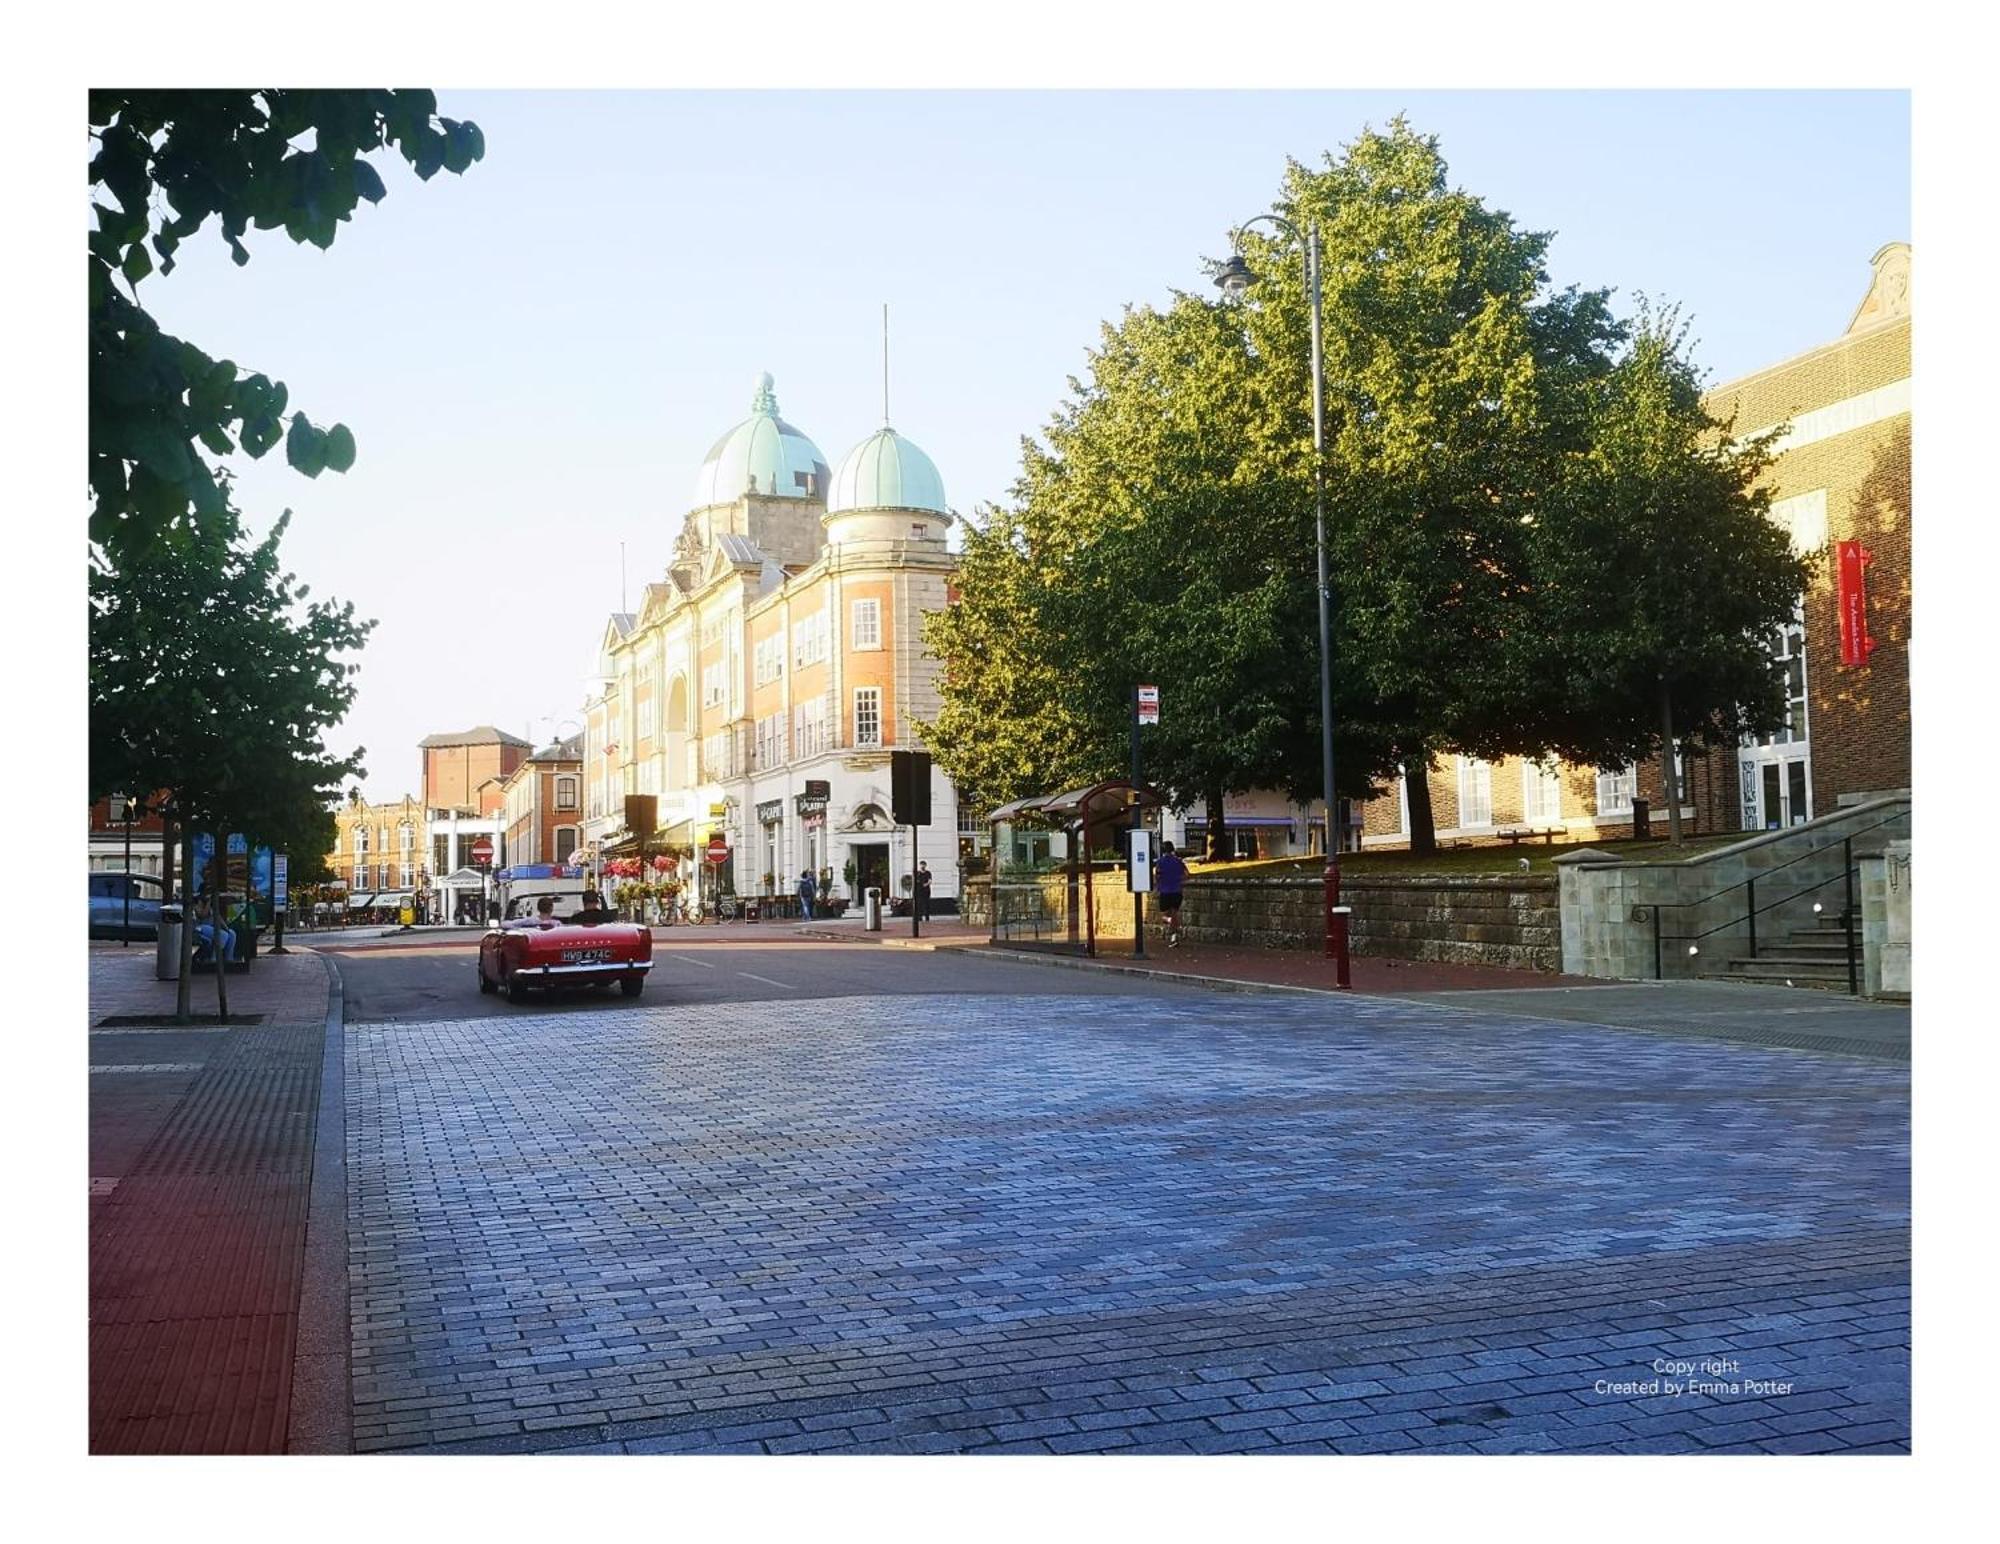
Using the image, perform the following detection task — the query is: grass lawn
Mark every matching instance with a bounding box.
[1189,832,1745,879]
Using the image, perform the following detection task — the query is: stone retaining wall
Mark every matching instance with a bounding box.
[963,869,1561,971]
[1178,874,1560,972]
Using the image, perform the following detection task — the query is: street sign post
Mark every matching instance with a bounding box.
[705,834,730,924]
[891,751,932,938]
[1128,829,1153,893]
[1131,685,1158,956]
[270,854,290,953]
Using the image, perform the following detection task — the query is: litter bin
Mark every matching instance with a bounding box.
[156,904,183,981]
[864,887,883,931]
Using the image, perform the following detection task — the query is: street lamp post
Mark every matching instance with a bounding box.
[1214,215,1350,986]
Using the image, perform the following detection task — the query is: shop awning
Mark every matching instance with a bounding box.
[1183,816,1295,827]
[347,894,378,909]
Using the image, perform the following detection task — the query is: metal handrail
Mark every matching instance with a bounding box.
[1644,825,1893,994]
[1668,861,1854,946]
[1664,807,1908,913]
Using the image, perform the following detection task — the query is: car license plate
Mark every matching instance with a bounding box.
[561,947,613,964]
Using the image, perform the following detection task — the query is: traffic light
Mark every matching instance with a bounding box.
[891,751,932,826]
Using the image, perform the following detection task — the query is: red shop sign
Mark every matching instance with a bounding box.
[1836,539,1878,668]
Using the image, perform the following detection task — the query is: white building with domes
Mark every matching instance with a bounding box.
[579,372,967,913]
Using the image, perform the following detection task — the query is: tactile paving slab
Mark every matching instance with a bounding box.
[89,1024,324,1454]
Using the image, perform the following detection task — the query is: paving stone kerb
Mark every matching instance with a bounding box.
[966,873,1560,971]
[343,992,1907,1455]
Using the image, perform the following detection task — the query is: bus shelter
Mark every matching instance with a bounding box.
[987,779,1167,956]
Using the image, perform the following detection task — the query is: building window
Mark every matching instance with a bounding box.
[399,823,414,854]
[755,712,787,770]
[1595,766,1635,817]
[555,776,578,810]
[851,598,881,650]
[703,661,727,708]
[1457,757,1493,828]
[355,825,370,855]
[1522,759,1563,825]
[793,607,829,668]
[555,827,578,862]
[853,687,882,749]
[792,695,830,760]
[755,633,785,685]
[353,865,365,889]
[1750,613,1810,749]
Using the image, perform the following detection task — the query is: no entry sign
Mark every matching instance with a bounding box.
[706,835,731,864]
[470,836,494,867]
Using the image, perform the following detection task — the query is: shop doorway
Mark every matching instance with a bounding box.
[851,843,890,902]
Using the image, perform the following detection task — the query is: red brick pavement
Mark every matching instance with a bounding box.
[89,943,334,1453]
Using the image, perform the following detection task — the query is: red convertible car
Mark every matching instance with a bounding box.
[478,918,654,1003]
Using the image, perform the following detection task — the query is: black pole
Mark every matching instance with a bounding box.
[121,799,133,945]
[1844,836,1858,996]
[1653,905,1662,981]
[910,824,920,939]
[1131,685,1146,961]
[1747,876,1757,958]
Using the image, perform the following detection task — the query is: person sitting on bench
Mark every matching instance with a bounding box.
[192,894,236,963]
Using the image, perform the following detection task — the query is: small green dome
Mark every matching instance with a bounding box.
[826,426,949,515]
[691,372,831,509]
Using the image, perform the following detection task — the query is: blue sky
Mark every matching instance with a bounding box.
[134,90,1909,800]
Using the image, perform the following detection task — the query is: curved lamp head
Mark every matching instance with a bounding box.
[1213,254,1256,296]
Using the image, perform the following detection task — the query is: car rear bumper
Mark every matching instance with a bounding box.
[510,959,654,979]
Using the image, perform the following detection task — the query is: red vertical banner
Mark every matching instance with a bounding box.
[1836,539,1877,667]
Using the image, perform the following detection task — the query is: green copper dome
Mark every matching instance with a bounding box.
[691,372,831,509]
[826,426,949,515]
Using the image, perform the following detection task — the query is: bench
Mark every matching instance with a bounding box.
[1495,825,1566,846]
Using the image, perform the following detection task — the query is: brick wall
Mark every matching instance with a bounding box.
[1706,315,1912,813]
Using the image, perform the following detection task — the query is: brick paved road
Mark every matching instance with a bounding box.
[328,935,1191,1020]
[345,991,1908,1454]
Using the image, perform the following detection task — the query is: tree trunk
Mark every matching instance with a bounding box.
[1659,683,1685,846]
[1205,786,1228,863]
[1404,761,1437,857]
[174,827,195,1024]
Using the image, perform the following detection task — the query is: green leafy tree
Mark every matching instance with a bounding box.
[1510,309,1811,843]
[91,506,372,1017]
[927,119,1618,856]
[1230,120,1625,852]
[922,296,1390,857]
[89,89,484,561]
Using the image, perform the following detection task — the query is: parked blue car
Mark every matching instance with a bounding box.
[89,872,163,940]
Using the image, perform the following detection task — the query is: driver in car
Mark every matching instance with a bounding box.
[570,889,614,926]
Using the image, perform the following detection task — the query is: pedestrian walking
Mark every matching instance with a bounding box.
[1154,840,1188,947]
[797,868,817,921]
[914,860,932,923]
